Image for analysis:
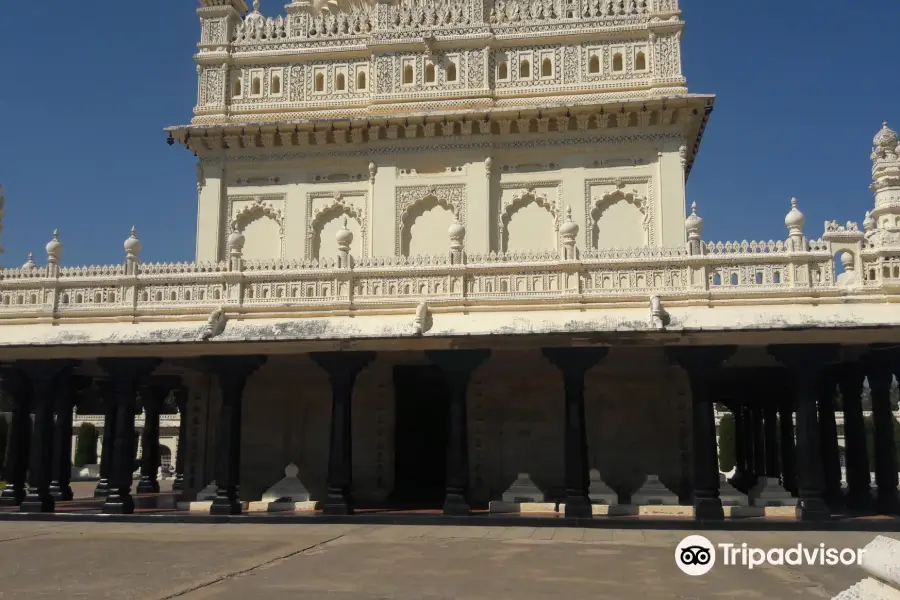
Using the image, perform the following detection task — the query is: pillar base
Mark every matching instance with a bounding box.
[797,497,830,521]
[874,489,900,515]
[443,492,471,516]
[93,480,110,498]
[694,497,725,520]
[0,484,26,506]
[172,474,184,491]
[49,482,74,502]
[136,477,160,495]
[102,490,135,515]
[562,495,592,519]
[210,489,243,516]
[20,490,55,513]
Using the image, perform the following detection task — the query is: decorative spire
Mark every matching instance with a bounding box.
[336,217,353,250]
[873,121,898,150]
[124,226,142,260]
[448,217,466,248]
[559,205,578,238]
[684,201,703,235]
[784,197,805,233]
[252,0,261,11]
[46,229,63,264]
[21,252,36,270]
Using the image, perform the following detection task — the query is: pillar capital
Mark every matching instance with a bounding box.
[541,347,609,376]
[199,355,266,387]
[310,351,375,382]
[666,345,736,375]
[767,344,840,374]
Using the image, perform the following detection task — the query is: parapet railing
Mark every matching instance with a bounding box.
[0,237,879,321]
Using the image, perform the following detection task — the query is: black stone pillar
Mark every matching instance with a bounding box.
[751,405,766,477]
[818,374,844,509]
[172,386,188,492]
[764,403,780,481]
[310,352,375,516]
[49,376,87,502]
[768,344,839,520]
[205,356,265,516]
[136,382,172,495]
[732,404,747,479]
[542,347,609,519]
[864,349,900,515]
[668,346,736,520]
[20,361,74,513]
[97,358,160,514]
[93,381,116,498]
[741,406,757,484]
[838,362,871,510]
[0,369,31,506]
[425,350,491,516]
[777,387,798,497]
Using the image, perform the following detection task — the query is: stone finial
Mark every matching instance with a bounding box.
[784,197,805,233]
[252,0,261,11]
[45,229,63,264]
[21,252,36,270]
[227,226,245,253]
[559,206,579,260]
[873,121,898,150]
[684,201,703,236]
[448,218,465,250]
[336,217,353,251]
[124,226,142,259]
[368,161,377,182]
[840,251,854,271]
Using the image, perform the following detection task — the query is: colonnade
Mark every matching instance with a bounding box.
[0,359,188,513]
[1,344,898,520]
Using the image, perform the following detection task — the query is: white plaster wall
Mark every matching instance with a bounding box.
[199,141,685,261]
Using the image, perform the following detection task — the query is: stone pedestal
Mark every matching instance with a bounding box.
[501,473,545,503]
[588,469,618,505]
[196,481,218,501]
[718,474,749,507]
[261,463,311,503]
[750,477,794,507]
[630,475,679,506]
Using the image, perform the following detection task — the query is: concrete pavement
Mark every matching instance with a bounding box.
[0,522,888,599]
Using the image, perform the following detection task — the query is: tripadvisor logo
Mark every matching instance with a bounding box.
[675,535,866,576]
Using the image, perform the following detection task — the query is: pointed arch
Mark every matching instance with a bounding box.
[305,190,368,259]
[590,188,651,248]
[396,184,467,256]
[499,188,559,252]
[231,197,285,233]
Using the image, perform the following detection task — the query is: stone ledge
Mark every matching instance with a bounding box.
[177,501,251,513]
[246,500,319,513]
[724,506,798,519]
[488,501,557,514]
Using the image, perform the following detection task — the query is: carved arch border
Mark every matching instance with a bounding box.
[226,193,287,259]
[305,189,369,259]
[396,183,467,256]
[584,176,655,249]
[498,180,562,252]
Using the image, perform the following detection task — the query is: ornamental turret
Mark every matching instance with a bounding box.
[124,226,142,276]
[684,201,704,255]
[870,122,900,235]
[559,206,579,260]
[785,197,806,251]
[45,229,63,276]
[336,218,353,268]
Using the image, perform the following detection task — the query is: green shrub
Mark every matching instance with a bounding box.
[73,422,98,467]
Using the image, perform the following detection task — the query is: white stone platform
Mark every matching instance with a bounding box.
[488,501,557,514]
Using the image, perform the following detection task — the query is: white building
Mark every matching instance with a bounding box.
[0,0,898,519]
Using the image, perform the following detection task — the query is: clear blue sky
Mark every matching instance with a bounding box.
[1,2,898,266]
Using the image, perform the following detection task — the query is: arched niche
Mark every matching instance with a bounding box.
[400,194,457,256]
[231,198,285,260]
[591,189,650,249]
[310,203,364,259]
[500,191,558,252]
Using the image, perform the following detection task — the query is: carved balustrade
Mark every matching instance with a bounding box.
[1,238,887,321]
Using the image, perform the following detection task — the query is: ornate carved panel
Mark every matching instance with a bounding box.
[305,189,369,258]
[396,183,467,256]
[584,177,655,248]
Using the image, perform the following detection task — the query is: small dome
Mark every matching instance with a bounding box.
[559,205,579,237]
[45,229,63,258]
[21,253,36,270]
[336,218,354,245]
[227,228,245,250]
[840,252,854,268]
[684,201,704,233]
[784,197,805,230]
[874,122,898,149]
[864,211,876,231]
[124,226,142,255]
[448,219,465,240]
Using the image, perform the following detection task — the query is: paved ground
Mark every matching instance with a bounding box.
[0,522,891,599]
[69,480,174,499]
